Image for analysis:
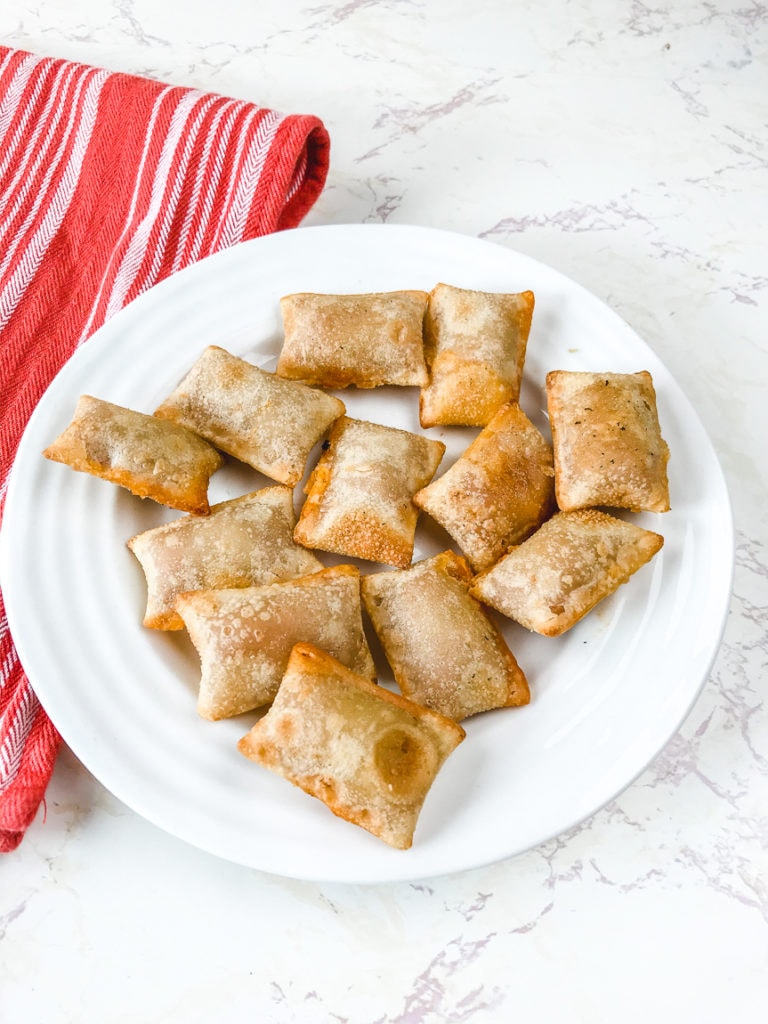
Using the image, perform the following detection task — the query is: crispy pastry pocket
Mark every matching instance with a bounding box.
[471,509,664,637]
[294,416,445,569]
[127,486,322,630]
[43,395,222,513]
[546,370,670,512]
[154,346,345,486]
[419,283,535,427]
[238,643,465,849]
[176,565,375,720]
[414,402,555,571]
[276,290,429,388]
[362,551,530,721]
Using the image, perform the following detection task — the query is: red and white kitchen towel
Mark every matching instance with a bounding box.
[0,45,330,851]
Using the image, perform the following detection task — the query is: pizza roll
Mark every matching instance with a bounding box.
[470,509,664,637]
[238,643,465,849]
[362,551,530,721]
[414,402,555,571]
[546,370,670,512]
[43,395,222,514]
[176,565,375,720]
[294,416,445,568]
[128,486,322,630]
[419,283,535,427]
[154,346,345,486]
[276,290,429,389]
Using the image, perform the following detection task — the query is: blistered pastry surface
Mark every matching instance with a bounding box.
[472,509,664,636]
[414,402,555,570]
[43,394,222,513]
[420,284,535,426]
[546,370,670,512]
[128,487,322,629]
[362,551,529,721]
[294,416,445,568]
[177,566,374,719]
[277,291,429,388]
[238,644,464,849]
[154,346,344,485]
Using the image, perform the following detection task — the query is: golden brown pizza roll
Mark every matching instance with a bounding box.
[546,370,670,512]
[276,290,429,389]
[414,402,556,571]
[176,565,375,720]
[43,395,222,514]
[361,551,530,721]
[419,283,535,427]
[293,416,445,569]
[154,346,345,486]
[238,643,465,849]
[128,486,322,630]
[470,509,664,636]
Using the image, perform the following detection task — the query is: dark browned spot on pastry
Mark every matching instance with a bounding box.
[374,728,433,799]
[314,775,338,804]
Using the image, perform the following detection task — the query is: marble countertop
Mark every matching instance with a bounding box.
[2,2,766,1021]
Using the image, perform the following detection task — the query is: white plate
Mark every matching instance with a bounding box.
[0,224,733,883]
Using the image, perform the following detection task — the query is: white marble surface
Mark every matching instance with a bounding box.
[1,1,766,1020]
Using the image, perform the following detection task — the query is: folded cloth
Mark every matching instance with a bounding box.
[0,46,330,852]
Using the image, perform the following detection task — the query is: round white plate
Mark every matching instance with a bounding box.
[0,224,733,883]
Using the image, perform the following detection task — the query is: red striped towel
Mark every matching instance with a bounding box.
[0,46,330,852]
